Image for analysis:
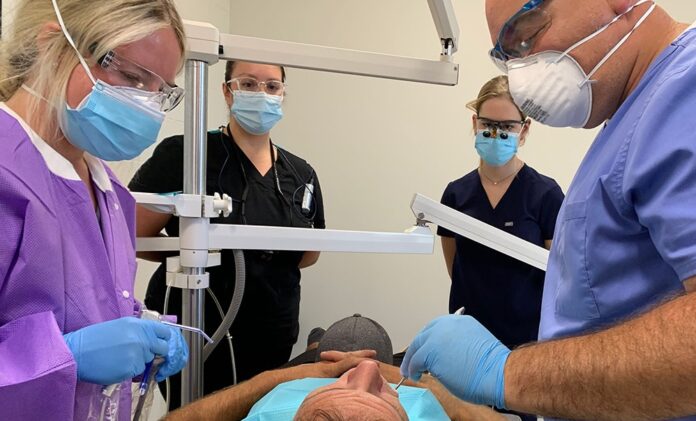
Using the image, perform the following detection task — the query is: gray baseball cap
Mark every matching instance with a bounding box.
[315,314,393,364]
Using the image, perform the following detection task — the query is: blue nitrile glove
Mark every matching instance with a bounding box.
[400,315,511,409]
[155,326,189,381]
[63,317,171,385]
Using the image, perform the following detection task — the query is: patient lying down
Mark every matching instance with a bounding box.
[293,358,434,420]
[166,350,510,421]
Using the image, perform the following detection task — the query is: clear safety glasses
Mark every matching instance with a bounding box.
[477,117,527,139]
[489,0,551,67]
[227,77,286,96]
[98,50,185,112]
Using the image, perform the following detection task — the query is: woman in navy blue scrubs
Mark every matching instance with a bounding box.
[438,75,564,420]
[439,75,564,350]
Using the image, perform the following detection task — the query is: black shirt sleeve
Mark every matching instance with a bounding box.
[128,135,184,194]
[437,182,456,237]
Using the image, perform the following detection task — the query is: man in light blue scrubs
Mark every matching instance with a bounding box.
[401,1,696,420]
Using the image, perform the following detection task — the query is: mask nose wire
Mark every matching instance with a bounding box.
[50,0,97,85]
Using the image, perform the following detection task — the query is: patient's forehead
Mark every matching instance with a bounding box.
[295,387,407,421]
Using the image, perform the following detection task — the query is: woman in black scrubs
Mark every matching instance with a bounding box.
[129,60,324,409]
[438,75,563,420]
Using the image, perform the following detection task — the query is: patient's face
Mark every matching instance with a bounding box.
[294,360,408,421]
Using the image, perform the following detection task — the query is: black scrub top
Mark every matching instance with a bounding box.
[437,164,563,349]
[129,129,325,406]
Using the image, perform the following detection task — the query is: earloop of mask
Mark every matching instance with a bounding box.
[583,2,656,84]
[50,0,97,85]
[21,84,49,102]
[555,0,656,86]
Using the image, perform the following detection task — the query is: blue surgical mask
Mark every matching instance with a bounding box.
[60,82,165,161]
[231,90,283,135]
[52,0,165,161]
[475,130,519,166]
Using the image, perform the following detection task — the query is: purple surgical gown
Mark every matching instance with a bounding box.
[0,103,139,420]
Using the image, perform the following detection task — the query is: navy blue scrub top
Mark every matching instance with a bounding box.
[437,164,564,348]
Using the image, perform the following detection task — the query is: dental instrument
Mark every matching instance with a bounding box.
[161,320,214,344]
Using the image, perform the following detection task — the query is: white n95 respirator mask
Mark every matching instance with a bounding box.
[505,0,656,128]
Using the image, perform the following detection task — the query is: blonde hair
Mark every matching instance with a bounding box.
[0,0,185,135]
[466,75,527,120]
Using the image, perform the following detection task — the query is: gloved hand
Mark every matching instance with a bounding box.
[155,326,189,381]
[400,315,510,409]
[63,317,171,385]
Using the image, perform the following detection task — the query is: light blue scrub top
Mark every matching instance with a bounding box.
[540,26,696,421]
[242,378,449,420]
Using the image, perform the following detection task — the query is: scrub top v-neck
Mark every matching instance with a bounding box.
[479,169,516,212]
